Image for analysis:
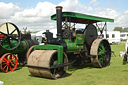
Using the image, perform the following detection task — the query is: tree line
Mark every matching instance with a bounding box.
[113,27,128,32]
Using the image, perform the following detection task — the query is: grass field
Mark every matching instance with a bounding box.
[0,41,128,85]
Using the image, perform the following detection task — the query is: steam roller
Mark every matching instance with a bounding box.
[27,6,114,79]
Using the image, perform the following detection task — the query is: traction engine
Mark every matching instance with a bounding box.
[0,22,38,72]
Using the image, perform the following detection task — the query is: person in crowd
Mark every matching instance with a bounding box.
[123,39,128,64]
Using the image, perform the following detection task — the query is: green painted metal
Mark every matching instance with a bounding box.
[98,43,106,65]
[34,44,63,64]
[75,34,84,45]
[65,39,84,51]
[51,58,58,74]
[64,34,84,51]
[51,12,114,24]
[0,40,28,56]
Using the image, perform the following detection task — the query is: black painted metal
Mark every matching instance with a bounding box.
[26,62,72,69]
[84,24,98,46]
[26,57,77,69]
[56,6,63,41]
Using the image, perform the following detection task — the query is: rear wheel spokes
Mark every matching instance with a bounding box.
[1,37,8,44]
[1,53,18,72]
[9,65,12,71]
[3,65,7,70]
[2,62,6,65]
[53,69,57,74]
[3,57,7,62]
[6,23,9,34]
[4,36,18,48]
[9,55,14,65]
[10,55,17,66]
[98,43,106,65]
[6,23,13,50]
[0,32,8,45]
[10,36,18,41]
[99,43,110,67]
[98,45,106,55]
[99,58,103,65]
[8,39,13,48]
[2,64,9,72]
[6,66,9,72]
[10,28,17,35]
[9,54,18,71]
[0,23,18,46]
[51,58,57,74]
[10,60,16,66]
[11,56,16,61]
[104,49,110,64]
[10,28,19,42]
[0,22,21,50]
[2,55,9,72]
[0,31,8,37]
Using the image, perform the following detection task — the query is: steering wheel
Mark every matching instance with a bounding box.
[0,22,21,50]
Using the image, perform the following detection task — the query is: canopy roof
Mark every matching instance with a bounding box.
[51,12,114,24]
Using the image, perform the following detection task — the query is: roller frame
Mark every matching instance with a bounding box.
[34,44,64,64]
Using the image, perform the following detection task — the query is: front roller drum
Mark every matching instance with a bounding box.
[90,39,111,68]
[27,50,68,79]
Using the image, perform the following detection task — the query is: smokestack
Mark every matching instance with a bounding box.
[56,6,63,41]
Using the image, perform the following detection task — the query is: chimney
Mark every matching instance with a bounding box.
[56,6,63,41]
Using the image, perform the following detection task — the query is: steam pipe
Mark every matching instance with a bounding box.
[56,6,63,41]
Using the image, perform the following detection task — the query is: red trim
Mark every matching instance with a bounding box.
[0,34,4,39]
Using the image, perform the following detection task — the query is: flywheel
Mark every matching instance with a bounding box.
[0,22,21,50]
[90,39,111,68]
[84,24,98,46]
[27,50,68,79]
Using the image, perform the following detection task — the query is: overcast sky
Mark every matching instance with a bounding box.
[0,0,128,32]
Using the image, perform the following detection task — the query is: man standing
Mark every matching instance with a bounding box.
[123,39,128,64]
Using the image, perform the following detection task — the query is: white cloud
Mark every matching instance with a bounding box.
[89,0,98,6]
[10,2,56,31]
[58,0,78,11]
[116,11,128,27]
[0,2,21,19]
[93,7,128,28]
[0,0,128,32]
[94,8,119,18]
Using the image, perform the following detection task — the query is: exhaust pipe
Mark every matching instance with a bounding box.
[56,6,63,41]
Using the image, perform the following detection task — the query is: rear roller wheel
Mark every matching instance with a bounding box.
[27,50,68,79]
[90,39,111,68]
[0,53,18,72]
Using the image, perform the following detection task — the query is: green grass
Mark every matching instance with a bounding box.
[0,41,128,85]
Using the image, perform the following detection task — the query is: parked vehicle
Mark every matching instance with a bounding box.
[99,31,120,44]
[120,32,128,41]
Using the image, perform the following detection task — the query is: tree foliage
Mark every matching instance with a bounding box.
[113,27,123,32]
[113,27,128,32]
[123,27,128,32]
